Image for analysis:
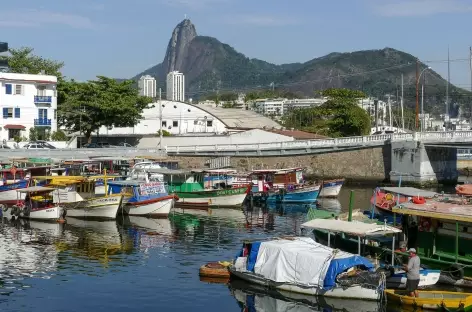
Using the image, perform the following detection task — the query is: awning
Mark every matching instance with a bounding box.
[4,124,26,130]
[301,219,402,237]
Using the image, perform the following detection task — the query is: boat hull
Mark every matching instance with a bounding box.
[386,269,440,289]
[319,179,344,198]
[123,196,174,217]
[63,195,122,220]
[267,185,320,203]
[230,269,380,301]
[385,289,472,311]
[175,187,248,208]
[2,205,63,221]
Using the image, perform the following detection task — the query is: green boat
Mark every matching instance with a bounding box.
[148,168,250,208]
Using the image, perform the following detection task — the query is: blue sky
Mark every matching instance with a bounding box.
[1,0,471,90]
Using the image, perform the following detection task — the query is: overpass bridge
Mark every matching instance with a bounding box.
[165,131,472,156]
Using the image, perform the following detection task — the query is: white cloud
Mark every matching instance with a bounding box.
[225,14,300,26]
[371,0,472,17]
[0,9,95,29]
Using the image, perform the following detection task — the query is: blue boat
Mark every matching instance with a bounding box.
[267,185,321,203]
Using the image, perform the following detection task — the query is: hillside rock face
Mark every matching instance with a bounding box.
[162,19,197,73]
[134,19,468,115]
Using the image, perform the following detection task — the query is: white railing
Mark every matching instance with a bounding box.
[165,131,472,153]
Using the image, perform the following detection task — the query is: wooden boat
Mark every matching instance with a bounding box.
[319,178,345,198]
[370,187,436,214]
[35,175,123,220]
[107,180,178,217]
[1,186,65,221]
[456,184,472,197]
[145,168,250,208]
[230,236,386,301]
[199,261,231,278]
[267,168,321,203]
[385,289,472,311]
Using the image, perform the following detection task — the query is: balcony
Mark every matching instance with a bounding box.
[34,96,52,104]
[34,118,52,126]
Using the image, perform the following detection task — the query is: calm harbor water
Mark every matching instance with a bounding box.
[0,185,452,311]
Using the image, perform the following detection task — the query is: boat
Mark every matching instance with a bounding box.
[36,175,123,220]
[1,186,65,221]
[392,200,472,279]
[199,261,231,279]
[319,178,345,198]
[370,187,437,214]
[456,184,472,196]
[267,168,321,203]
[107,180,178,217]
[146,168,250,208]
[385,289,472,311]
[0,167,30,206]
[301,218,440,289]
[230,236,387,301]
[248,169,278,203]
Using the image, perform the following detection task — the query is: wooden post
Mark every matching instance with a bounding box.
[348,190,354,222]
[456,221,459,263]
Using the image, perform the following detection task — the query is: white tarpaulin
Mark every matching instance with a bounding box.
[253,237,353,288]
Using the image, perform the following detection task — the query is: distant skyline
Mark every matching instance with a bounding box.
[1,0,471,90]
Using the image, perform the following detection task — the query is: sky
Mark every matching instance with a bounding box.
[1,0,471,90]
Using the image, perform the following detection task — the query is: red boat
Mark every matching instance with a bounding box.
[370,187,437,213]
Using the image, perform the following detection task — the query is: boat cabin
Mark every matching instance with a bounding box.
[249,169,278,194]
[203,169,238,189]
[273,167,304,189]
[144,168,207,193]
[18,186,57,210]
[107,180,168,201]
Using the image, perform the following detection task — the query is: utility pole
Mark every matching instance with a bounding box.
[401,74,404,131]
[415,59,419,130]
[446,47,450,131]
[469,46,472,125]
[158,88,162,148]
[421,73,425,131]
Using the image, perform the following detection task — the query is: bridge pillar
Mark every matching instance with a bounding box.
[390,141,457,185]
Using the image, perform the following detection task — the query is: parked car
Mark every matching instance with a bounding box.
[23,143,53,149]
[82,143,101,148]
[29,140,57,149]
[0,144,10,149]
[117,142,134,148]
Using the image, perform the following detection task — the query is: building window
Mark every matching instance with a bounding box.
[2,108,13,118]
[38,108,48,120]
[37,85,46,96]
[5,84,12,94]
[14,108,20,118]
[162,121,167,127]
[8,129,21,140]
[206,120,213,127]
[14,84,23,95]
[172,121,178,127]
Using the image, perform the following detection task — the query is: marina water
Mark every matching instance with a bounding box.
[0,186,448,311]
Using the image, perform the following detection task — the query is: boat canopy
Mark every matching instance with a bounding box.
[236,237,373,290]
[393,203,472,223]
[379,187,437,198]
[300,219,401,237]
[17,186,56,193]
[144,168,197,175]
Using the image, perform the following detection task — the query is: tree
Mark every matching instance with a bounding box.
[51,130,68,141]
[58,77,153,143]
[282,88,371,137]
[0,47,64,77]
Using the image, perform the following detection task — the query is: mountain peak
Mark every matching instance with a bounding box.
[162,19,197,73]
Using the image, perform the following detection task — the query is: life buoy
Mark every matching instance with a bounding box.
[412,197,426,204]
[446,264,465,280]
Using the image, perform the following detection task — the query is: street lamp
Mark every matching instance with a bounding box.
[418,66,431,131]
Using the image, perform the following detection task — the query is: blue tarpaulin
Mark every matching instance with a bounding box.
[235,242,262,272]
[323,255,373,289]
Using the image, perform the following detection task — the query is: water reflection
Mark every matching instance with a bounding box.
[229,280,383,312]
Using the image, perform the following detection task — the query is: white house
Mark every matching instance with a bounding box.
[0,73,58,143]
[166,71,185,102]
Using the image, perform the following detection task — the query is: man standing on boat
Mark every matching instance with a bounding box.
[403,248,420,297]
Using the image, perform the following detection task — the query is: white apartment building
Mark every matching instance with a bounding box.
[138,75,157,98]
[253,98,286,116]
[0,73,58,142]
[166,71,185,102]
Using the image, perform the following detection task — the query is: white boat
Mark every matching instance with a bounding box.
[60,195,123,219]
[107,180,177,217]
[230,237,386,301]
[1,186,65,221]
[0,167,30,206]
[384,267,441,289]
[319,179,344,198]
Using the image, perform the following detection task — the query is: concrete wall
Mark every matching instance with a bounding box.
[169,146,390,182]
[390,141,457,185]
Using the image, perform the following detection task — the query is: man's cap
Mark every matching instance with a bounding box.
[407,248,416,253]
